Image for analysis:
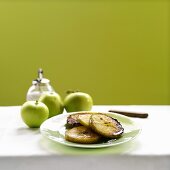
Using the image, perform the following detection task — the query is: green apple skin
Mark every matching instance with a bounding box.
[64,92,93,112]
[39,92,64,118]
[21,101,49,128]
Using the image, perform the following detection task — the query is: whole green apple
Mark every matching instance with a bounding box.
[39,92,64,118]
[64,91,93,112]
[21,101,49,128]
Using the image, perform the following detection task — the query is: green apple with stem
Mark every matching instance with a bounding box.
[21,100,49,128]
[39,92,64,118]
[64,91,93,112]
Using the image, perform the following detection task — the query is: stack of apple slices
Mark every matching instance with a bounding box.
[65,112,124,144]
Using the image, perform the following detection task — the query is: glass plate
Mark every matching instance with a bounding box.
[40,111,141,148]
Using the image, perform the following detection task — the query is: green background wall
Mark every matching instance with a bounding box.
[0,0,169,106]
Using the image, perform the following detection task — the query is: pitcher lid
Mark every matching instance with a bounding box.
[32,68,50,85]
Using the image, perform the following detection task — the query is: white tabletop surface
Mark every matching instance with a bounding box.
[0,105,170,170]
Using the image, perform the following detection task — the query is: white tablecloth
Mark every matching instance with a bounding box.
[0,105,170,170]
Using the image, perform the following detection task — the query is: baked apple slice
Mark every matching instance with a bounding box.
[65,126,101,144]
[90,113,124,139]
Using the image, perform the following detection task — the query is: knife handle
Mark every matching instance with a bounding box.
[108,110,148,118]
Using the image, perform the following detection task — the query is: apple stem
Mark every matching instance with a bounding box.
[66,90,80,94]
[35,100,39,105]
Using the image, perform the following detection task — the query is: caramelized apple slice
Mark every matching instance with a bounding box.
[90,113,124,139]
[65,126,101,144]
